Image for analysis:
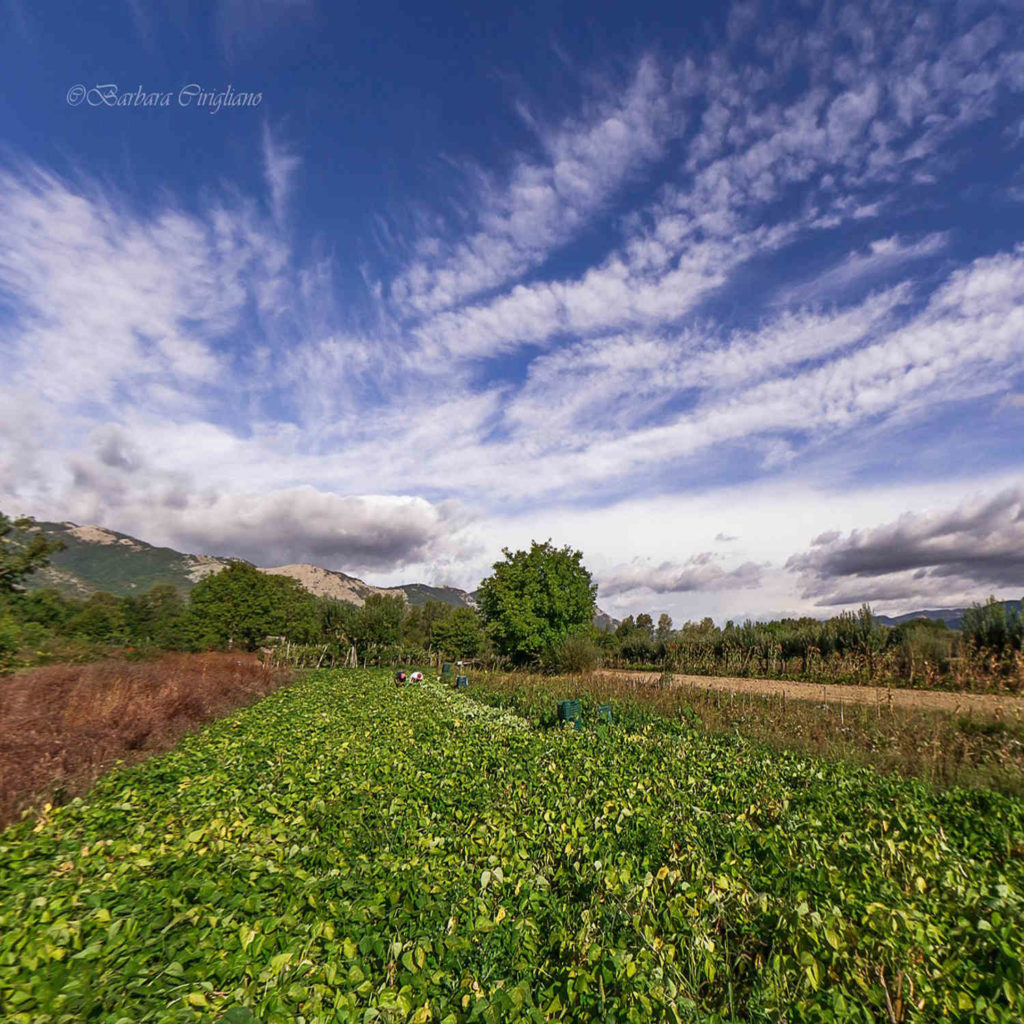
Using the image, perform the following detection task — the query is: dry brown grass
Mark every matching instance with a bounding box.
[600,668,1024,714]
[0,652,292,827]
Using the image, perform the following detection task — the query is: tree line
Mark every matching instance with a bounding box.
[2,513,1020,689]
[607,600,1024,690]
[0,520,595,671]
[0,563,492,670]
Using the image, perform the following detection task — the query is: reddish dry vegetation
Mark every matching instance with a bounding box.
[0,652,292,827]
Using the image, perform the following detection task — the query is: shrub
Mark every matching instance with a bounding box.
[546,632,601,674]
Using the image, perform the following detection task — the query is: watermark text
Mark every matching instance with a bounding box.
[66,83,262,113]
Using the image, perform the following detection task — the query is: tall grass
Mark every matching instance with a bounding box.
[469,669,1024,795]
[609,637,1024,693]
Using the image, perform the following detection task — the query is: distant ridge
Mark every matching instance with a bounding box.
[25,520,476,609]
[22,520,1015,631]
[30,521,228,598]
[874,600,1022,631]
[23,519,620,626]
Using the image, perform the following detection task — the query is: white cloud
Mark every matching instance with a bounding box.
[0,164,282,413]
[4,0,1024,614]
[167,488,478,573]
[415,221,799,360]
[402,5,1023,361]
[600,554,765,597]
[446,247,1024,501]
[262,123,301,225]
[774,232,949,307]
[390,56,683,317]
[465,469,1024,621]
[499,284,909,442]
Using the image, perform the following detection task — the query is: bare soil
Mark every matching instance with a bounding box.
[600,669,1024,717]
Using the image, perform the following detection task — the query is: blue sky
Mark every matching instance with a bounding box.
[2,0,1024,621]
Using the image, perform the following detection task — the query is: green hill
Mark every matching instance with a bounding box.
[23,520,477,609]
[30,521,231,598]
[20,519,615,622]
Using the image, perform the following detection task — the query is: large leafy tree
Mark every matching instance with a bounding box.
[476,540,596,664]
[358,593,405,649]
[124,584,186,648]
[68,592,129,645]
[402,600,454,648]
[186,562,318,650]
[431,607,486,660]
[0,514,64,594]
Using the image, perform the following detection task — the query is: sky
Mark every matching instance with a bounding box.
[1,0,1023,623]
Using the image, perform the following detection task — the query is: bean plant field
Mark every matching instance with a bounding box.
[2,670,1023,1023]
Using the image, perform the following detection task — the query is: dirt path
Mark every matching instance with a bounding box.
[600,669,1024,716]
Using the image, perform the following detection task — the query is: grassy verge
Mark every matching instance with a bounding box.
[0,652,293,826]
[467,670,1024,795]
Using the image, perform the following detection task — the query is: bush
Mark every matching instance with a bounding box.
[546,632,601,674]
[0,611,21,670]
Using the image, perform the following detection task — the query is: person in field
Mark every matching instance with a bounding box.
[394,671,407,686]
[410,671,424,683]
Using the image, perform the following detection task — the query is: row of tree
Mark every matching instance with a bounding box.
[607,599,1023,688]
[0,563,492,668]
[2,513,1020,687]
[0,518,600,670]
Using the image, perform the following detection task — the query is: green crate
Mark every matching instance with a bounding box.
[455,675,469,689]
[598,704,613,724]
[441,662,453,676]
[557,699,582,730]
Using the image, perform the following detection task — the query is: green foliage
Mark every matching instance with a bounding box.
[0,514,64,594]
[962,596,1024,652]
[66,592,129,645]
[317,598,361,643]
[477,540,597,664]
[123,584,187,649]
[1,668,1022,1022]
[356,593,405,649]
[430,607,486,660]
[892,619,956,682]
[403,600,459,650]
[616,615,658,665]
[0,608,21,669]
[544,631,602,674]
[609,600,1022,689]
[11,587,77,630]
[186,562,319,651]
[0,569,474,669]
[12,518,221,599]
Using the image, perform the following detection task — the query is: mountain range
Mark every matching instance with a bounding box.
[23,519,1003,631]
[26,521,477,610]
[873,603,1021,631]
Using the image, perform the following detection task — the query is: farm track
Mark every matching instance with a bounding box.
[600,668,1024,715]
